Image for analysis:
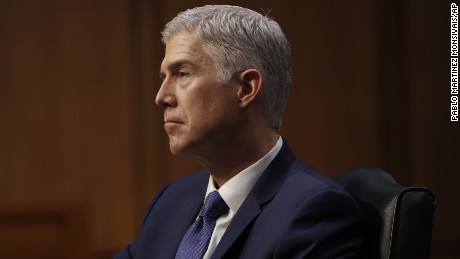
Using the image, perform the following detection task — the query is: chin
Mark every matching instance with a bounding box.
[168,138,190,156]
[168,141,182,155]
[168,139,206,163]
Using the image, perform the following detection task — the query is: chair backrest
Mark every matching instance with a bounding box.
[335,168,436,259]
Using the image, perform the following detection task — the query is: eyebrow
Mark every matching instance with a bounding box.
[159,59,196,79]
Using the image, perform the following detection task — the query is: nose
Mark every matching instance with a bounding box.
[155,79,177,109]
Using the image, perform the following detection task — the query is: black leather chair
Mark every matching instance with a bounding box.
[335,168,436,259]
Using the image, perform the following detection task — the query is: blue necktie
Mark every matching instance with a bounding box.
[175,191,229,259]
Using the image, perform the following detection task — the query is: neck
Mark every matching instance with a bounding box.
[205,131,279,187]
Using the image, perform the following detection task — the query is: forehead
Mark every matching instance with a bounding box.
[161,31,213,71]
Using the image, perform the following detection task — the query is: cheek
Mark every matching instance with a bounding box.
[181,83,238,129]
[181,103,214,136]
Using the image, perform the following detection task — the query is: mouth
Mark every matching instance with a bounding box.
[164,121,181,128]
[164,118,183,125]
[163,110,184,131]
[163,118,184,132]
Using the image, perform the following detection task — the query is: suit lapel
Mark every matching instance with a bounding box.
[147,174,208,259]
[210,194,261,259]
[173,186,206,240]
[210,140,296,259]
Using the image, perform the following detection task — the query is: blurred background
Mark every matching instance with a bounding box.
[0,0,458,258]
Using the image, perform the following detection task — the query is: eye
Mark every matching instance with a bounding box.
[178,70,189,78]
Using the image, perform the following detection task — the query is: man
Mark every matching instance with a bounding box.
[115,5,362,259]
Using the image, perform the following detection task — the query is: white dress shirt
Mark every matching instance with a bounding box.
[202,137,283,259]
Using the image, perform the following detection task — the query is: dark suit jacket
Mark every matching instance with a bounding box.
[114,141,362,259]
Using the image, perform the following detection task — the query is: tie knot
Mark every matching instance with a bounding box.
[200,191,229,221]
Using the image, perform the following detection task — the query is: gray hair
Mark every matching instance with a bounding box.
[162,5,292,130]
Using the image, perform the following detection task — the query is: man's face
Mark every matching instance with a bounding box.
[156,32,239,162]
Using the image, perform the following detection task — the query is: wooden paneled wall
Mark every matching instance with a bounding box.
[0,0,458,258]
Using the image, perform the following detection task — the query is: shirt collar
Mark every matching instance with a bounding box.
[205,137,283,214]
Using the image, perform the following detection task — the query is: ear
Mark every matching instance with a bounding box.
[237,69,263,109]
